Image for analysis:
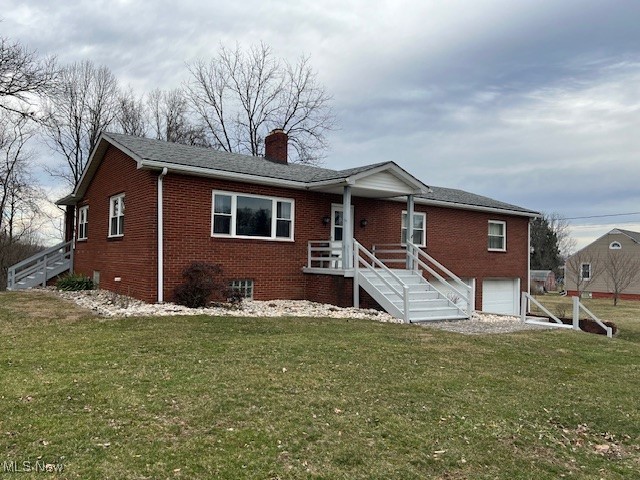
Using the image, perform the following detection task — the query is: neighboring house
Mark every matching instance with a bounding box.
[530,270,556,293]
[565,229,640,300]
[10,130,539,320]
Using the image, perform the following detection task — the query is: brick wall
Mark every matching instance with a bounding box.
[73,147,531,310]
[73,146,158,302]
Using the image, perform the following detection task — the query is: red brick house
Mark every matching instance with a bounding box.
[47,130,537,321]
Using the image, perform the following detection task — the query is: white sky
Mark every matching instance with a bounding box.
[3,0,640,249]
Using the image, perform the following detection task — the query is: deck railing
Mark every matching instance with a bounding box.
[307,241,343,269]
[7,241,73,290]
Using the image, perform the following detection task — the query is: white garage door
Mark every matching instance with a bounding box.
[482,279,519,315]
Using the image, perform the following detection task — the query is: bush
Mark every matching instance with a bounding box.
[57,273,94,291]
[173,261,228,308]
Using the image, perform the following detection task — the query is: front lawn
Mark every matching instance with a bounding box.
[1,291,639,479]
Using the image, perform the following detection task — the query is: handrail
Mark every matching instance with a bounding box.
[573,296,613,338]
[9,241,71,271]
[405,242,474,313]
[7,240,73,289]
[307,241,342,269]
[354,240,406,299]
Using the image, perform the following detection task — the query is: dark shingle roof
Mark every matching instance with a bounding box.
[106,132,379,183]
[618,229,640,243]
[103,132,537,216]
[419,185,538,215]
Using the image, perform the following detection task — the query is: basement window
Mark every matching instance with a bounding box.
[78,205,88,240]
[212,191,294,241]
[488,220,506,251]
[229,279,254,300]
[109,193,125,237]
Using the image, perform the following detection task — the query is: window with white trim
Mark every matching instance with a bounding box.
[78,205,88,240]
[609,241,622,250]
[401,211,426,246]
[229,279,254,299]
[212,191,294,240]
[488,220,506,251]
[581,263,591,280]
[109,194,125,237]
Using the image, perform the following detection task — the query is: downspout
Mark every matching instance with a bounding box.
[157,167,168,303]
[527,219,532,313]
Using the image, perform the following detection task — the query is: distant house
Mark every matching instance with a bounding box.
[530,270,556,293]
[565,229,640,300]
[9,130,539,321]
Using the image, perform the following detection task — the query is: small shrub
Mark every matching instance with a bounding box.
[57,273,94,291]
[174,261,229,308]
[554,304,568,319]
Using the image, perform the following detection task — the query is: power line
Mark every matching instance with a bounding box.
[564,211,640,220]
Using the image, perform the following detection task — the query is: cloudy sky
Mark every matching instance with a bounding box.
[3,0,640,248]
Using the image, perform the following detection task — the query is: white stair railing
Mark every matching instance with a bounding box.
[521,292,613,338]
[354,239,410,323]
[405,242,474,315]
[7,241,73,290]
[373,243,473,316]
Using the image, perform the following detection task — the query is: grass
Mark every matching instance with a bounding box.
[0,291,639,479]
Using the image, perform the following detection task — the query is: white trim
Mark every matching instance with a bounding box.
[211,190,295,241]
[488,220,506,252]
[77,205,88,241]
[157,167,168,303]
[401,210,426,247]
[108,193,125,238]
[609,241,622,250]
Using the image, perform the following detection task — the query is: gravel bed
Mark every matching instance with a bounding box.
[44,289,551,334]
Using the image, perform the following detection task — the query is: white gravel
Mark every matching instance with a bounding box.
[48,288,550,334]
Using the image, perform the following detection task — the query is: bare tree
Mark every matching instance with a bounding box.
[565,249,602,297]
[186,43,334,164]
[42,60,119,188]
[0,34,57,117]
[0,111,46,289]
[603,250,640,306]
[117,88,148,137]
[546,212,577,258]
[147,88,209,146]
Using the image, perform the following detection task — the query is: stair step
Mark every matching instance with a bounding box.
[411,315,469,323]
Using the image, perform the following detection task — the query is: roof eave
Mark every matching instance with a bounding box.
[412,197,539,218]
[139,160,310,189]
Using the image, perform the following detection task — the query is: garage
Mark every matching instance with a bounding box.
[482,279,520,315]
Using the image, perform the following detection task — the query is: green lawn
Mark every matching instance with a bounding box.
[1,291,639,479]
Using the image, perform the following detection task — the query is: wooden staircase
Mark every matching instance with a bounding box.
[7,241,73,290]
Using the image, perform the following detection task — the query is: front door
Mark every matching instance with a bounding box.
[330,204,354,267]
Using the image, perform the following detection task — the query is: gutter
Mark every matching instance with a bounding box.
[157,167,168,303]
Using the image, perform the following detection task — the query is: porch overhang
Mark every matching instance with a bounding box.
[306,162,430,199]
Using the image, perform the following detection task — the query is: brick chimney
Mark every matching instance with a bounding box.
[264,129,288,164]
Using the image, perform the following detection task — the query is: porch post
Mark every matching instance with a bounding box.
[406,194,414,269]
[342,185,352,269]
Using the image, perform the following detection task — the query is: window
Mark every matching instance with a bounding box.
[488,220,506,251]
[580,263,591,280]
[229,279,254,299]
[78,206,88,240]
[212,191,294,240]
[401,211,426,246]
[609,241,622,250]
[109,194,125,237]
